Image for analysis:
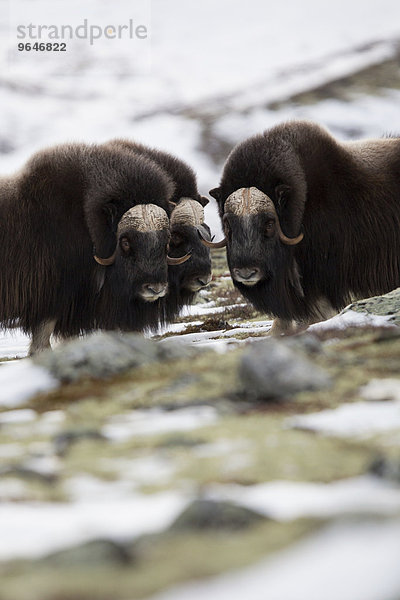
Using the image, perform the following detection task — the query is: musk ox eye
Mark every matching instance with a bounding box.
[120,237,131,254]
[266,219,275,233]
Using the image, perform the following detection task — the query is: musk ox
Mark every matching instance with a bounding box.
[206,120,400,334]
[104,140,213,321]
[0,142,190,354]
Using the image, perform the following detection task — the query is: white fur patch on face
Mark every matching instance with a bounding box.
[225,187,275,216]
[118,204,169,233]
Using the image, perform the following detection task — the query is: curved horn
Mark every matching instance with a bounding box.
[94,204,170,267]
[225,187,303,246]
[167,252,192,265]
[197,229,227,249]
[170,198,204,227]
[118,204,169,233]
[94,251,117,266]
[276,224,304,246]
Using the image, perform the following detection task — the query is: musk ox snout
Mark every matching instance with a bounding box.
[185,272,212,292]
[232,267,262,286]
[139,282,168,302]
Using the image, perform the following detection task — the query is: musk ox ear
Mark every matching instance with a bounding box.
[209,187,221,201]
[197,223,212,242]
[275,184,291,210]
[85,200,119,262]
[199,195,209,207]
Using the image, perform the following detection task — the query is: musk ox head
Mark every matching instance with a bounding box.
[168,198,212,294]
[203,186,305,305]
[94,203,191,302]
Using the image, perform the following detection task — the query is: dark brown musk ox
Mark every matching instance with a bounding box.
[103,139,213,322]
[0,142,190,354]
[205,120,400,334]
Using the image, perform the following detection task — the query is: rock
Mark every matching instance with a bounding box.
[169,499,266,531]
[345,288,400,325]
[369,456,400,483]
[40,539,132,567]
[157,337,201,361]
[284,333,323,355]
[34,332,159,382]
[0,465,57,484]
[239,338,331,400]
[53,428,106,456]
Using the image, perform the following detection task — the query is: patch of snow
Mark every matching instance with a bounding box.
[0,360,58,408]
[148,519,400,600]
[104,455,177,486]
[102,406,218,441]
[0,408,37,424]
[361,378,400,402]
[153,321,203,336]
[0,330,30,359]
[160,321,272,347]
[0,487,187,560]
[64,474,138,502]
[308,310,395,333]
[179,303,247,318]
[288,401,400,438]
[23,455,61,477]
[205,475,400,521]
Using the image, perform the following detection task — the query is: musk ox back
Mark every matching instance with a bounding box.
[0,143,188,353]
[209,120,400,333]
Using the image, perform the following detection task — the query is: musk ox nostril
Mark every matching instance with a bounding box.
[141,283,168,299]
[197,274,212,287]
[233,267,261,284]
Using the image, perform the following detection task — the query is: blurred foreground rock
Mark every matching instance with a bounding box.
[169,499,266,531]
[33,332,196,383]
[239,337,331,400]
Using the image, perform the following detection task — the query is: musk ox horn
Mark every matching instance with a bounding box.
[94,252,117,266]
[171,197,227,249]
[167,252,192,265]
[94,204,170,266]
[225,187,304,246]
[170,198,204,227]
[197,229,227,248]
[118,203,169,234]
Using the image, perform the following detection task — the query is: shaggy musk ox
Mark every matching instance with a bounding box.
[207,120,400,333]
[0,143,191,354]
[104,140,213,321]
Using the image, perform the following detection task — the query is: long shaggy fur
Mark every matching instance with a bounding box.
[212,120,400,323]
[104,140,212,323]
[0,143,175,340]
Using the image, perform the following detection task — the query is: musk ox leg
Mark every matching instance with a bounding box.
[270,299,337,336]
[305,298,337,327]
[269,318,307,336]
[29,319,56,356]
